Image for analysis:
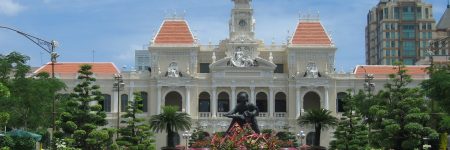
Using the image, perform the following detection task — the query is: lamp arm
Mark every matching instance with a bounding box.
[0,26,54,53]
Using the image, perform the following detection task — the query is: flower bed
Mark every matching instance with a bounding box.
[189,123,299,150]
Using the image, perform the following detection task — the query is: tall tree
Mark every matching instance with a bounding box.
[149,106,191,149]
[329,90,368,150]
[369,64,438,149]
[297,108,337,147]
[55,64,113,150]
[422,65,450,113]
[117,92,156,150]
[0,52,66,130]
[421,65,450,149]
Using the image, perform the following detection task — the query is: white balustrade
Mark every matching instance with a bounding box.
[258,112,268,117]
[198,112,212,118]
[274,112,287,118]
[216,112,228,117]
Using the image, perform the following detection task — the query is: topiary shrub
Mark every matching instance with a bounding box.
[10,136,35,150]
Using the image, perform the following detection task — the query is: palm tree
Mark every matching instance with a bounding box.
[297,108,337,147]
[149,106,191,149]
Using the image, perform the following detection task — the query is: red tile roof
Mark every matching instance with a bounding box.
[291,21,332,46]
[354,65,429,78]
[34,62,119,74]
[153,20,195,45]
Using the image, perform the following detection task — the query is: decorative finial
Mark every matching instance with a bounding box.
[269,52,273,63]
[299,10,320,22]
[212,51,216,63]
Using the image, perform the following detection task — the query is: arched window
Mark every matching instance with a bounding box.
[218,92,230,112]
[140,92,148,112]
[256,92,268,112]
[303,92,320,111]
[121,94,128,112]
[275,92,286,112]
[337,92,347,112]
[198,92,210,112]
[101,94,111,112]
[165,91,182,111]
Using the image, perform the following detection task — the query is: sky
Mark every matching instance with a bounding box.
[0,0,448,72]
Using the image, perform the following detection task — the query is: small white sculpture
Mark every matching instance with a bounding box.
[269,52,273,63]
[212,51,216,63]
[167,62,179,78]
[305,62,320,78]
[230,46,255,67]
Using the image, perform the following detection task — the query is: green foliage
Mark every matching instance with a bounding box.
[56,64,113,149]
[9,136,35,150]
[297,108,337,147]
[0,135,13,149]
[368,64,438,149]
[117,92,156,150]
[0,83,8,98]
[189,129,211,148]
[149,106,191,148]
[422,65,450,114]
[0,113,9,131]
[0,52,66,130]
[0,135,34,150]
[329,90,369,150]
[275,131,299,147]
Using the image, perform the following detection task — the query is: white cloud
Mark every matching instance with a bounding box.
[0,0,25,16]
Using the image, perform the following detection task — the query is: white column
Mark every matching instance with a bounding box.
[157,86,162,114]
[324,87,329,110]
[231,87,236,109]
[129,81,134,100]
[212,87,217,118]
[269,87,274,117]
[296,87,301,118]
[185,86,191,115]
[250,86,255,104]
[113,91,119,113]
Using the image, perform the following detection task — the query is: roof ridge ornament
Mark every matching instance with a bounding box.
[164,10,186,21]
[299,11,320,22]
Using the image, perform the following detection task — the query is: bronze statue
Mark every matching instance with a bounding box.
[224,92,260,133]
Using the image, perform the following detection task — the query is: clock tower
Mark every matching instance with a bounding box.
[229,0,255,41]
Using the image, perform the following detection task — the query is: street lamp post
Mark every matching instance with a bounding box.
[296,130,305,147]
[182,130,192,149]
[0,25,59,147]
[113,73,124,137]
[360,66,375,96]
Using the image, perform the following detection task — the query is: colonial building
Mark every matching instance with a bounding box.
[35,0,431,148]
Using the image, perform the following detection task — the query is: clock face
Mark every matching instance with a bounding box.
[238,19,247,27]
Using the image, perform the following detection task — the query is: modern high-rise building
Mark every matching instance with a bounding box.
[135,50,151,71]
[366,0,436,65]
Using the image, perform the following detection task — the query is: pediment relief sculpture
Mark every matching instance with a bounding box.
[228,46,257,67]
[303,62,321,78]
[165,62,182,78]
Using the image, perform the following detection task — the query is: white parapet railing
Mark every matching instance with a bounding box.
[258,112,269,117]
[216,112,228,118]
[274,112,287,118]
[193,112,288,118]
[198,112,212,118]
